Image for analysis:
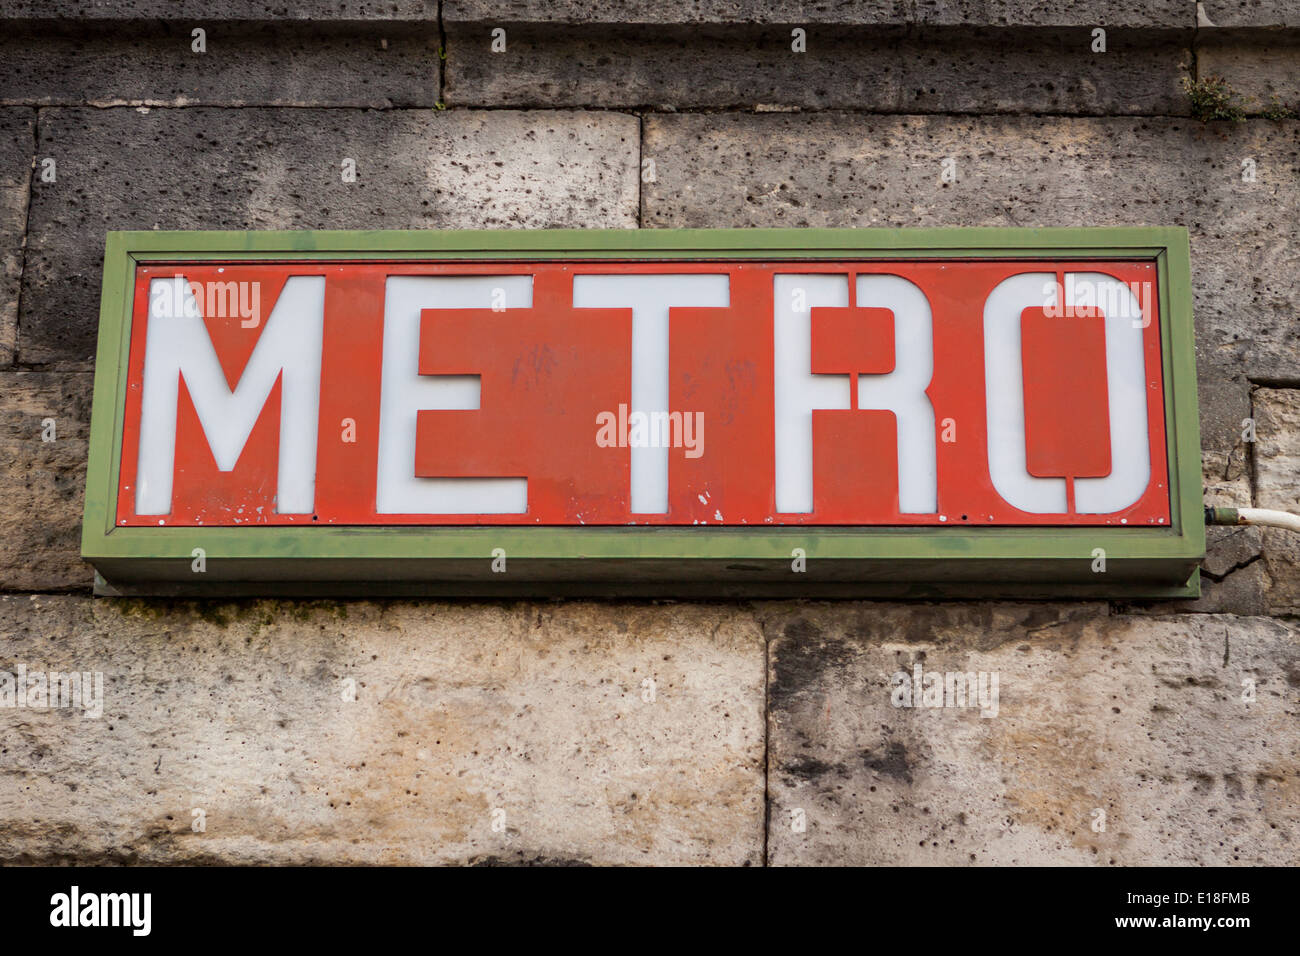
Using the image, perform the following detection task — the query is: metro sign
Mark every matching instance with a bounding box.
[82,229,1203,598]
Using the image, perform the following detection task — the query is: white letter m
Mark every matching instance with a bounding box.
[135,276,325,516]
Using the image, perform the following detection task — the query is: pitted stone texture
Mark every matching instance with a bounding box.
[0,1,438,20]
[0,109,32,366]
[446,25,1189,114]
[643,113,1300,464]
[1200,1,1300,26]
[765,603,1300,865]
[0,373,92,591]
[20,107,638,366]
[1254,388,1300,613]
[0,597,765,865]
[444,1,1191,27]
[1197,37,1300,113]
[0,24,441,108]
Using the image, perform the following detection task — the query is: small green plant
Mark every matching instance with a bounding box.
[1260,95,1297,121]
[1183,75,1246,123]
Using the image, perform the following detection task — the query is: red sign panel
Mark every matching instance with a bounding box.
[114,259,1170,528]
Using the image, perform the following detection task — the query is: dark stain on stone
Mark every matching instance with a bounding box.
[767,614,856,713]
[1021,605,1068,632]
[861,740,913,784]
[782,754,849,781]
[781,616,823,644]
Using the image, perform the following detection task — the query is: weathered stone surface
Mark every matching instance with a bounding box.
[1197,36,1300,112]
[1140,527,1270,616]
[1120,528,1271,616]
[1201,1,1300,27]
[0,372,92,591]
[445,1,1191,27]
[765,602,1300,865]
[0,1,438,20]
[1204,524,1265,577]
[1254,387,1300,613]
[20,107,638,365]
[0,23,441,108]
[643,113,1300,452]
[1256,389,1300,501]
[1261,527,1300,613]
[0,109,31,366]
[0,596,765,864]
[447,25,1190,113]
[1201,362,1253,509]
[1182,557,1272,614]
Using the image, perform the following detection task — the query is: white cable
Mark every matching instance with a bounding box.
[1235,508,1300,533]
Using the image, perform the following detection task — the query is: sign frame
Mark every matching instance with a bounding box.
[82,227,1203,598]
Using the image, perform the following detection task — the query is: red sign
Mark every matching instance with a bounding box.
[114,259,1170,529]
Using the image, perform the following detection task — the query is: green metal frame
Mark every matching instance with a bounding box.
[82,227,1204,598]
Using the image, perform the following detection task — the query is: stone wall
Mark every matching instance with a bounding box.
[0,1,1296,865]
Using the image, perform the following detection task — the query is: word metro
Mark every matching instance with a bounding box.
[114,258,1171,529]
